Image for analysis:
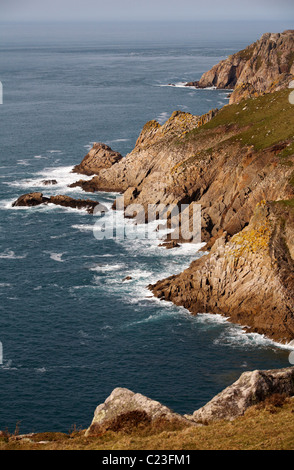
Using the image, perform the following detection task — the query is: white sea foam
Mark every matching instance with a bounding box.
[105,138,130,144]
[158,82,218,90]
[0,249,27,259]
[196,313,230,325]
[4,165,93,194]
[209,318,294,351]
[49,252,66,263]
[91,263,125,273]
[17,159,31,166]
[72,224,95,232]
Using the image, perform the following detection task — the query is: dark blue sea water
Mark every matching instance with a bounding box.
[0,22,293,434]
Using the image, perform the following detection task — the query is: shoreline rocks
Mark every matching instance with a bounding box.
[72,142,123,176]
[12,192,103,214]
[150,202,294,344]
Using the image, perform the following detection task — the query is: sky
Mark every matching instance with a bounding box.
[0,0,294,22]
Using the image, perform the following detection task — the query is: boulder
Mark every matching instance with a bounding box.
[42,180,58,186]
[187,367,294,424]
[159,241,180,249]
[85,388,194,436]
[12,192,49,207]
[72,143,123,176]
[49,195,100,214]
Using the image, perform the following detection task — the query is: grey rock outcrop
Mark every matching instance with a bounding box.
[187,367,294,424]
[86,368,294,435]
[85,388,194,436]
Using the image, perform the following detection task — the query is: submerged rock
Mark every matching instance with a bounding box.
[159,241,180,249]
[85,388,194,436]
[42,180,58,186]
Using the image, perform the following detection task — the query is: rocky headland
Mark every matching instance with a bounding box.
[6,30,294,449]
[14,31,294,345]
[150,201,294,343]
[185,30,294,104]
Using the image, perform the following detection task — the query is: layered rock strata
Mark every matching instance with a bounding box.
[150,201,294,343]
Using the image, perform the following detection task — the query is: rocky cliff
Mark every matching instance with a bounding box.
[150,201,294,343]
[71,109,218,196]
[20,87,294,343]
[186,30,294,104]
[72,89,294,245]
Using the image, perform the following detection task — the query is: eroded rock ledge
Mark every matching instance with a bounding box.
[86,367,294,435]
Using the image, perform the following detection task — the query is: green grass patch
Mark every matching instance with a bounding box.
[183,89,294,152]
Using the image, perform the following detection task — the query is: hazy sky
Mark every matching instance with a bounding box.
[1,0,294,22]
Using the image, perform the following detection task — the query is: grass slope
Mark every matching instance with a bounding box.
[1,398,294,450]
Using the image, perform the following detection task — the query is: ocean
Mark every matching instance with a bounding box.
[0,21,293,434]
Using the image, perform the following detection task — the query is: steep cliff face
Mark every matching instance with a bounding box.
[150,201,294,343]
[72,89,294,244]
[69,89,294,343]
[186,30,294,104]
[71,109,218,196]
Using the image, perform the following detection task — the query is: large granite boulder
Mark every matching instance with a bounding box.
[187,367,294,424]
[85,388,194,436]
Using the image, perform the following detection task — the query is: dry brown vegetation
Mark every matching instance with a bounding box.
[1,397,293,451]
